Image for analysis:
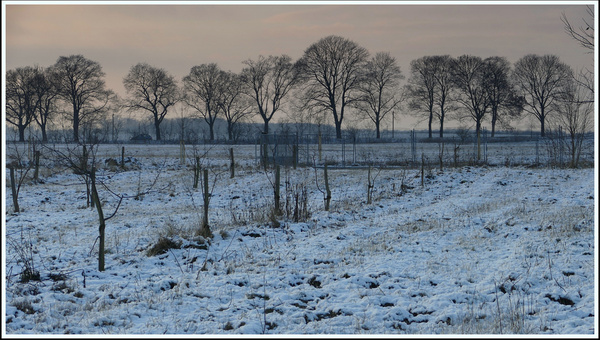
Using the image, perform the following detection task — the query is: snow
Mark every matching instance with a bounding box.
[3,144,597,336]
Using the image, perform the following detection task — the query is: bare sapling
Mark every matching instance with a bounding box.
[77,144,94,207]
[44,142,161,272]
[90,167,106,271]
[314,160,332,211]
[366,166,382,204]
[318,132,322,162]
[121,146,125,168]
[193,156,201,189]
[367,166,373,204]
[439,141,444,172]
[421,153,425,187]
[262,143,269,171]
[398,167,412,196]
[180,140,186,165]
[33,150,40,182]
[454,144,460,168]
[284,174,310,222]
[230,147,235,178]
[274,165,281,215]
[189,144,213,190]
[9,167,20,213]
[199,169,213,239]
[7,141,35,213]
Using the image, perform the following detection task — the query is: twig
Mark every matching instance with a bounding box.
[169,248,185,275]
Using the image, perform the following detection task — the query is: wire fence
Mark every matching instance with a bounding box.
[255,129,595,169]
[4,129,594,172]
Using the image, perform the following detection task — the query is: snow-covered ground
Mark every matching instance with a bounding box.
[3,144,597,336]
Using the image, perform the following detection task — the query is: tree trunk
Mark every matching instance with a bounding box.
[73,108,80,143]
[209,123,215,141]
[18,125,26,143]
[227,121,234,141]
[41,125,48,143]
[540,117,545,138]
[428,111,433,139]
[491,110,497,138]
[155,119,162,141]
[335,121,343,139]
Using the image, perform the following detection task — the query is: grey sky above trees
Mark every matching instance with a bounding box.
[3,1,596,132]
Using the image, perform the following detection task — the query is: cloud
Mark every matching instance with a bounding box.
[5,2,593,97]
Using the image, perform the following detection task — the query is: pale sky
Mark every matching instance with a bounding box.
[3,1,597,129]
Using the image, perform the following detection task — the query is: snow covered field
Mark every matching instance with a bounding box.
[3,143,597,336]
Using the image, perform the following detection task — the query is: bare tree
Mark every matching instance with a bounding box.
[298,35,369,139]
[219,71,252,141]
[484,56,523,137]
[451,55,491,160]
[5,67,37,142]
[123,62,179,141]
[182,63,226,141]
[53,55,113,143]
[354,52,404,139]
[241,55,300,135]
[512,54,573,137]
[405,56,437,138]
[550,72,594,167]
[561,5,594,97]
[431,55,456,138]
[561,5,594,53]
[32,66,60,143]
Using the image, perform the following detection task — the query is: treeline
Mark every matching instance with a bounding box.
[6,35,593,145]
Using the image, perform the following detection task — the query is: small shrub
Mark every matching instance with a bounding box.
[14,299,36,315]
[52,281,75,293]
[219,230,230,239]
[196,224,214,239]
[20,268,40,283]
[223,321,234,330]
[268,209,281,228]
[49,273,68,281]
[146,237,181,256]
